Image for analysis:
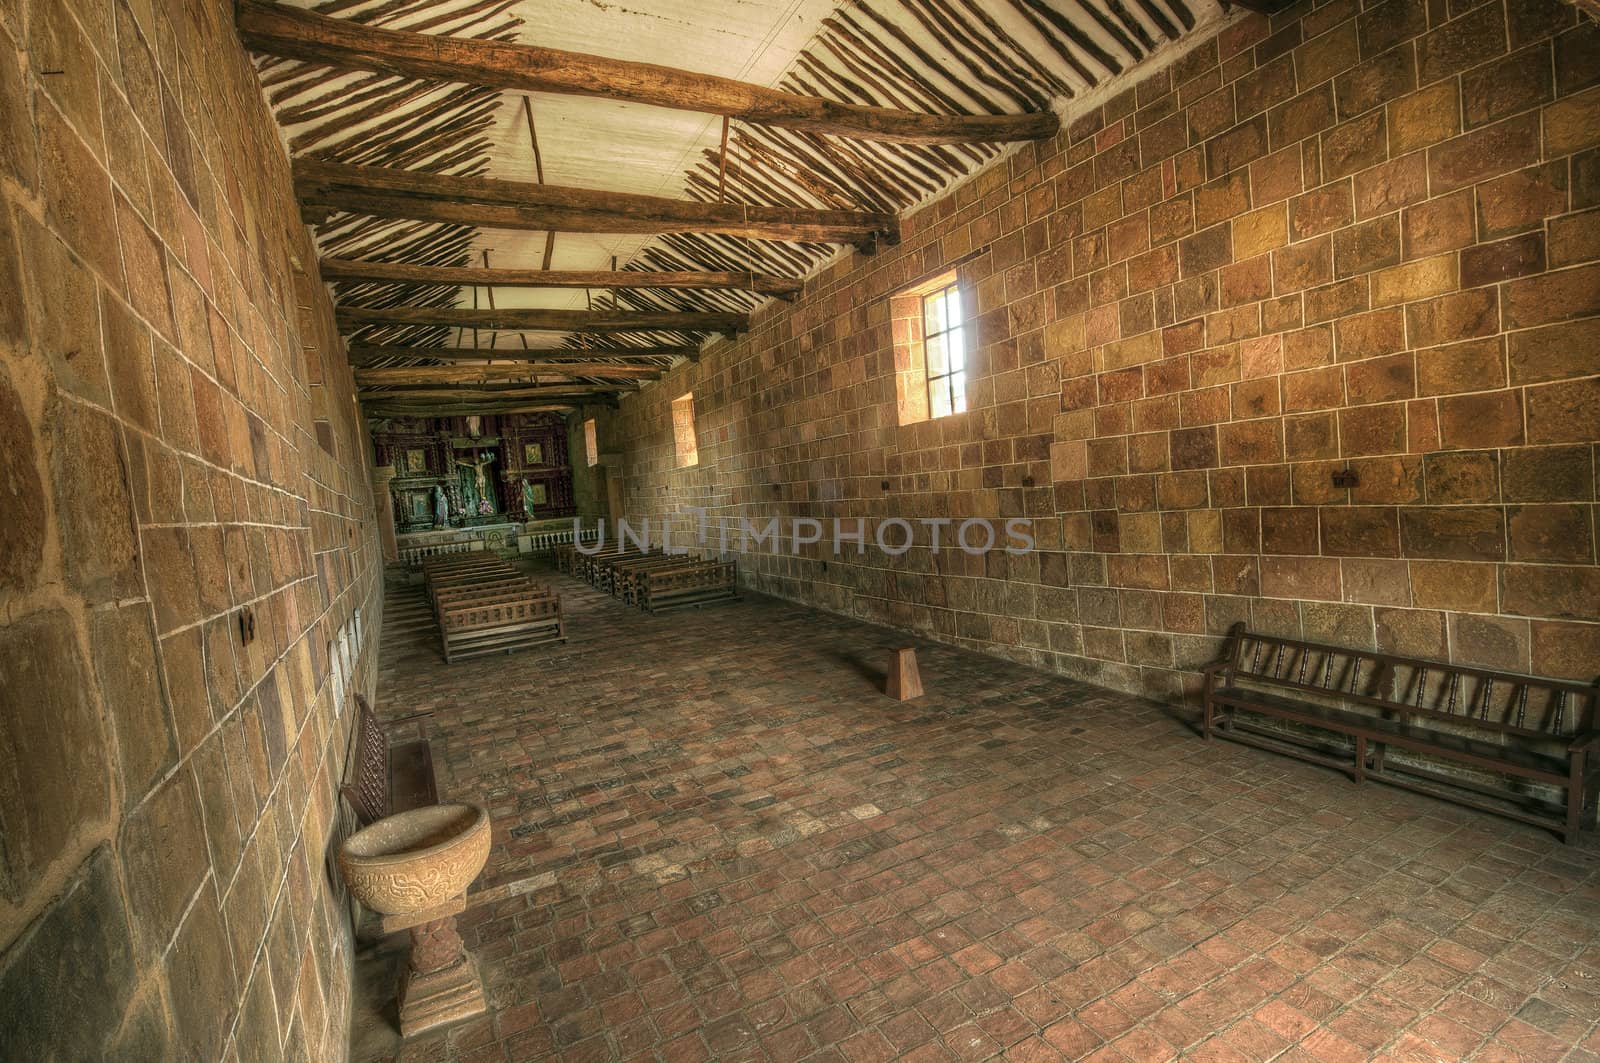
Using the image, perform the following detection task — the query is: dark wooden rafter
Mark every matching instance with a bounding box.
[355,364,661,385]
[336,304,748,335]
[1225,0,1297,11]
[357,385,626,400]
[319,257,802,297]
[365,402,601,419]
[236,0,1059,145]
[294,159,900,251]
[347,343,696,364]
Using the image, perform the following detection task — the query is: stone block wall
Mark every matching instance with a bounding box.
[0,0,380,1057]
[600,0,1599,704]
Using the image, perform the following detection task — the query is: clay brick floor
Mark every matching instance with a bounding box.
[357,566,1600,1062]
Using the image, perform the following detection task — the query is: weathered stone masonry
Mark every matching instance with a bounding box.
[598,0,1600,705]
[1,0,381,1058]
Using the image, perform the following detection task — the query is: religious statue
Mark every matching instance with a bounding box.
[521,479,537,518]
[432,484,449,527]
[454,453,495,509]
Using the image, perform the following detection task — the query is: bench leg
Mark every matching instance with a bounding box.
[1565,750,1586,845]
[1202,693,1214,740]
[1354,736,1366,784]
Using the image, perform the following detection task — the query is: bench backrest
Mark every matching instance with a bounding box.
[439,588,557,616]
[644,561,736,592]
[341,693,388,825]
[426,565,517,588]
[431,576,534,602]
[442,595,562,632]
[1221,625,1598,741]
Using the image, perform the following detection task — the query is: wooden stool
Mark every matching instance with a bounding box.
[887,647,923,700]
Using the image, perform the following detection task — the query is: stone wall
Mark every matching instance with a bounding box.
[601,0,1600,705]
[0,0,380,1057]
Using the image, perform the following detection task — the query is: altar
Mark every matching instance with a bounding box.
[372,412,577,536]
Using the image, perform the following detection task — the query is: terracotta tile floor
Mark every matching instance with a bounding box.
[357,565,1600,1062]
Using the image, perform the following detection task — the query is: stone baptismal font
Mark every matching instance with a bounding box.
[338,804,492,1036]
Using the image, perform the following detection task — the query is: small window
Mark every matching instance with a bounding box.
[891,271,967,426]
[921,280,967,418]
[583,418,598,466]
[672,393,698,468]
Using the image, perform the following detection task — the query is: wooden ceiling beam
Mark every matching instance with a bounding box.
[1224,0,1300,11]
[237,0,1058,146]
[365,404,600,419]
[347,343,697,364]
[358,385,626,401]
[295,159,898,250]
[337,304,746,335]
[355,364,659,386]
[320,258,803,298]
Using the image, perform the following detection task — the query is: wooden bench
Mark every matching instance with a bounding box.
[611,554,692,602]
[439,592,565,663]
[597,550,678,596]
[1202,624,1599,843]
[431,575,545,618]
[340,694,437,827]
[420,553,501,574]
[637,560,738,613]
[424,561,519,600]
[425,557,518,598]
[576,545,645,584]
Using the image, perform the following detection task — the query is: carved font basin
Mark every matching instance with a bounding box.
[338,803,490,916]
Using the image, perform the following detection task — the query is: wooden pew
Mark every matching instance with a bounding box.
[439,592,565,663]
[612,553,694,603]
[431,576,550,622]
[420,553,504,575]
[340,693,437,826]
[579,545,648,585]
[637,560,738,612]
[424,560,519,600]
[1204,624,1600,843]
[595,550,673,595]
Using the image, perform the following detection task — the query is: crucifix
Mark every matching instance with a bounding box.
[453,453,494,503]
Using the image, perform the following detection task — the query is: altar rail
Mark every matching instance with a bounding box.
[526,526,602,557]
[400,540,483,566]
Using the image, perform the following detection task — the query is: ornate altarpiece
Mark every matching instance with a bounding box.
[372,413,576,530]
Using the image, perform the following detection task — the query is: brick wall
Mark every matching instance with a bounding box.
[599,0,1599,706]
[0,0,381,1057]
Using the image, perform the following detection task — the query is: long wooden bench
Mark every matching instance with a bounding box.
[582,548,632,588]
[439,592,564,663]
[596,550,678,596]
[1202,624,1599,843]
[422,555,565,664]
[637,560,738,613]
[424,561,519,601]
[576,544,646,584]
[420,553,501,574]
[430,571,533,596]
[341,694,437,827]
[431,575,545,617]
[611,554,692,602]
